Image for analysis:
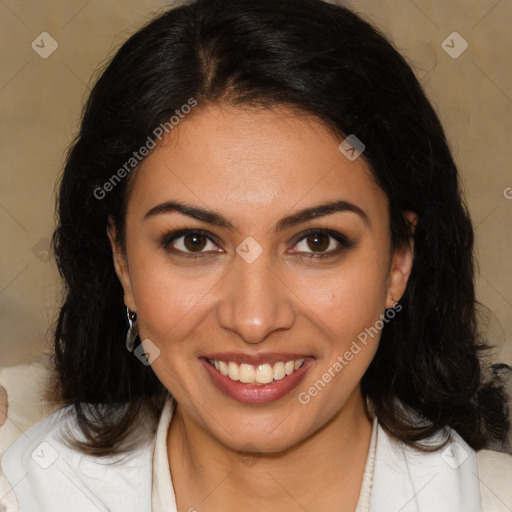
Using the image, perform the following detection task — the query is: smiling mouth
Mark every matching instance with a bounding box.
[205,357,306,386]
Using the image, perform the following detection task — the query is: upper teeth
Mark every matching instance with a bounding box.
[208,359,305,385]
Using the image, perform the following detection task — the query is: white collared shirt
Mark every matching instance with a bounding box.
[2,392,511,511]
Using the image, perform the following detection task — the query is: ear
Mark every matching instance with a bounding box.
[107,216,136,312]
[385,210,418,309]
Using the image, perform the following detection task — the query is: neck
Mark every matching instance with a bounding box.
[167,387,373,511]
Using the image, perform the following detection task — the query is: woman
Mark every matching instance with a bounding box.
[1,0,511,510]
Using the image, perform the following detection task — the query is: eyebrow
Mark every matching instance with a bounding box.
[144,199,370,231]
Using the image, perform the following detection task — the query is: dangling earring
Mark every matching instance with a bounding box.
[125,307,140,352]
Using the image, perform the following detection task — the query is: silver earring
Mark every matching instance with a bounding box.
[125,307,140,352]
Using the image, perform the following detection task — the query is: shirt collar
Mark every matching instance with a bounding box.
[152,393,178,512]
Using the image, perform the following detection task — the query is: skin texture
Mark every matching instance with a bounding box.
[109,103,417,511]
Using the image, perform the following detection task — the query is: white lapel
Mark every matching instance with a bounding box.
[369,420,483,511]
[152,394,178,512]
[1,405,155,512]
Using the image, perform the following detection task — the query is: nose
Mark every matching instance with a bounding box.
[216,252,296,345]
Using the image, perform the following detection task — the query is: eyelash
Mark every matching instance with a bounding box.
[160,228,356,260]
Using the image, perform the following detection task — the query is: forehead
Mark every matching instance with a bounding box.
[127,103,388,228]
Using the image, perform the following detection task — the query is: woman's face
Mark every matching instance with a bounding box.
[110,103,415,452]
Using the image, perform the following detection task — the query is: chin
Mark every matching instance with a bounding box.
[208,410,314,454]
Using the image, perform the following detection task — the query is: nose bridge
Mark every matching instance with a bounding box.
[216,252,295,344]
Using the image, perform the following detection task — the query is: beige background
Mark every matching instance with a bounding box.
[0,0,511,367]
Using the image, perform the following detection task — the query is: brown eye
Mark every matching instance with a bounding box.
[162,229,220,256]
[295,231,338,254]
[183,233,207,252]
[305,233,330,252]
[292,229,356,258]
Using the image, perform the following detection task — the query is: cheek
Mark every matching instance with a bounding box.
[297,254,389,342]
[295,262,387,403]
[126,247,221,345]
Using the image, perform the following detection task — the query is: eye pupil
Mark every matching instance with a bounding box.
[184,234,206,252]
[308,233,329,252]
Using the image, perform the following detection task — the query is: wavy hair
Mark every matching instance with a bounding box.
[49,0,510,456]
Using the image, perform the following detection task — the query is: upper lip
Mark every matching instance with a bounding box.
[201,353,314,366]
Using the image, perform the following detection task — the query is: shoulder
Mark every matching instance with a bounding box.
[1,402,158,512]
[372,405,510,512]
[477,448,512,511]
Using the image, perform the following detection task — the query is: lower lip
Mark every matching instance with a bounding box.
[199,357,314,405]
